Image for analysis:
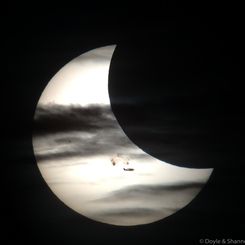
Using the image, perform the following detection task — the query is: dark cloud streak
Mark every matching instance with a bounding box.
[33,104,135,162]
[33,104,116,135]
[95,208,164,219]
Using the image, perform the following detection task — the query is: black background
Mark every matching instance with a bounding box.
[5,2,244,244]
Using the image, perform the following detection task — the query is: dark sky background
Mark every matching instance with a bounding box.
[5,2,244,244]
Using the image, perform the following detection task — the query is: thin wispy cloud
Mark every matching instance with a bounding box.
[93,182,204,204]
[75,45,116,64]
